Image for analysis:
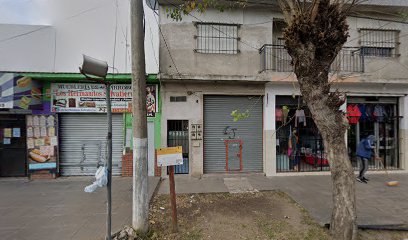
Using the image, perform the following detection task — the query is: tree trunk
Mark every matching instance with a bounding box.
[296,70,358,240]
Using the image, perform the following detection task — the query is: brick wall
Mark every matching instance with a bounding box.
[122,151,161,177]
[122,152,133,177]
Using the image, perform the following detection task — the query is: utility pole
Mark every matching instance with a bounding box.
[130,0,149,232]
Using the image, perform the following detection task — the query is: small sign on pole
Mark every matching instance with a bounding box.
[156,146,183,233]
[157,146,183,167]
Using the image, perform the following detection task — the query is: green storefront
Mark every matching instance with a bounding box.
[22,73,161,177]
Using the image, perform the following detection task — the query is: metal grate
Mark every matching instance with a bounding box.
[170,96,187,102]
[359,29,399,57]
[195,22,239,54]
[167,120,189,174]
[259,44,364,73]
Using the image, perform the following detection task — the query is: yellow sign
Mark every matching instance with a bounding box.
[157,146,182,155]
[157,146,183,167]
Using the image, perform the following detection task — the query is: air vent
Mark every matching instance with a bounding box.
[170,96,187,102]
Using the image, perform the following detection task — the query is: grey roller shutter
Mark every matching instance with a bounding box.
[204,96,263,173]
[59,114,124,176]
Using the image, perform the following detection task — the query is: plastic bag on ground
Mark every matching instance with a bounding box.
[84,166,108,193]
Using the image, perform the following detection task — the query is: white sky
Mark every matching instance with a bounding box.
[0,0,159,74]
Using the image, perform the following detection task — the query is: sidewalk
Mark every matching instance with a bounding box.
[0,176,160,240]
[158,173,408,226]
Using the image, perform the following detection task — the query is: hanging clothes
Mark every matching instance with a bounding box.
[276,108,283,122]
[384,105,393,123]
[365,105,374,122]
[295,109,306,127]
[288,125,293,156]
[347,104,361,124]
[358,104,368,122]
[282,106,290,125]
[373,105,387,122]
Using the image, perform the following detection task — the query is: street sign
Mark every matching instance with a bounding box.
[157,147,183,167]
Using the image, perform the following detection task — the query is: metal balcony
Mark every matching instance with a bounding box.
[259,44,364,73]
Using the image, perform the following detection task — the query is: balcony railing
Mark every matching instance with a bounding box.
[260,44,364,73]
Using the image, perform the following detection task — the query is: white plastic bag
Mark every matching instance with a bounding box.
[84,166,108,193]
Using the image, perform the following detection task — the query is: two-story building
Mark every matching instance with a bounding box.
[158,0,408,176]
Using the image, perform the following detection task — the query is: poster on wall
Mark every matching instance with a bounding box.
[50,83,158,116]
[146,85,157,117]
[0,73,14,108]
[26,115,58,173]
[0,73,42,110]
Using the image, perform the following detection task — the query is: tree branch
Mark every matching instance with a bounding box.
[310,0,320,22]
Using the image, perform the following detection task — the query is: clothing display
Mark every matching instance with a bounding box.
[358,104,368,122]
[348,103,395,124]
[347,104,361,124]
[275,96,399,173]
[282,106,289,124]
[276,108,283,122]
[373,105,387,122]
[295,109,306,127]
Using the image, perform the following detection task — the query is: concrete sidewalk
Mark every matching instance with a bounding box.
[0,176,160,240]
[158,173,408,226]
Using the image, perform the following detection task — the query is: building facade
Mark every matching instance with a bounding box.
[0,0,160,178]
[0,73,161,178]
[158,0,408,176]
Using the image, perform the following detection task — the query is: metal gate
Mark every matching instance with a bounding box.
[59,114,124,176]
[204,95,263,173]
[167,120,189,174]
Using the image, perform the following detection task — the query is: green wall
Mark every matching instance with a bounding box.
[124,74,161,151]
[24,72,161,152]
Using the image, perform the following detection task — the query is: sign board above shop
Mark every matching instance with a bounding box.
[50,83,158,116]
[0,73,42,110]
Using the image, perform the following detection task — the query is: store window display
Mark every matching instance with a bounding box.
[276,96,328,172]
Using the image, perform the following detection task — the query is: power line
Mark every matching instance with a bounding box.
[0,26,49,43]
[152,10,181,76]
[147,20,159,69]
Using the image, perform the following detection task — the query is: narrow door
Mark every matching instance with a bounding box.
[0,115,26,177]
[167,120,189,174]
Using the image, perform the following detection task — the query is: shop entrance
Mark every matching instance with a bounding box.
[347,97,399,170]
[276,96,328,173]
[167,120,189,174]
[0,115,26,177]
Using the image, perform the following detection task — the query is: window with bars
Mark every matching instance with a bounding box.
[359,29,400,57]
[194,22,239,54]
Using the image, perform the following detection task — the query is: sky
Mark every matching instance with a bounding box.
[0,0,159,73]
[0,0,51,25]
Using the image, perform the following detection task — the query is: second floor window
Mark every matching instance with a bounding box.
[359,29,399,57]
[195,22,239,54]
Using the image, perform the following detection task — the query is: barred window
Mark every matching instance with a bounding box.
[195,22,239,54]
[359,29,399,57]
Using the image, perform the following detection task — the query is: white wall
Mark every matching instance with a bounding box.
[0,0,159,74]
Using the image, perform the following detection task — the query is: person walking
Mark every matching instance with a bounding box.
[356,134,376,183]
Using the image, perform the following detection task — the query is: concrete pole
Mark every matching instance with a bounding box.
[130,0,149,232]
[105,82,112,240]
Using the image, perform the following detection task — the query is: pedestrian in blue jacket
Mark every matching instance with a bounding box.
[356,135,376,183]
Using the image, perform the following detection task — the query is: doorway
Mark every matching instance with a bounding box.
[0,115,27,177]
[347,98,399,170]
[167,120,189,174]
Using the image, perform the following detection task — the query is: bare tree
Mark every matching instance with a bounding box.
[168,0,362,239]
[278,1,361,239]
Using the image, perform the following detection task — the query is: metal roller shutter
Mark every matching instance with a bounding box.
[59,114,124,176]
[204,95,263,173]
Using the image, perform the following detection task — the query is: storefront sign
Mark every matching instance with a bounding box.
[157,147,183,167]
[51,83,158,116]
[0,73,42,110]
[26,115,59,172]
[0,73,14,108]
